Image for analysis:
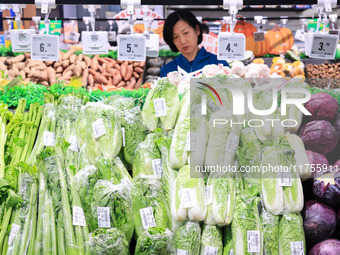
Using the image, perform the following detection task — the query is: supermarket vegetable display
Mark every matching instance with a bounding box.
[1,67,340,254]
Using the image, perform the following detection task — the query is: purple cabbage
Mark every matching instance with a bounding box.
[305,92,338,122]
[303,200,337,248]
[299,120,338,155]
[306,150,330,178]
[309,239,340,255]
[313,172,340,208]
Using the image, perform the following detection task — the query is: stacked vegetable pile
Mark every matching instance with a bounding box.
[1,72,340,254]
[0,50,145,90]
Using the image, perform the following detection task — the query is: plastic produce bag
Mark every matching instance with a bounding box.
[172,221,201,255]
[200,225,223,255]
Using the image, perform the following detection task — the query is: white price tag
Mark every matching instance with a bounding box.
[295,29,305,42]
[31,34,59,61]
[204,246,218,255]
[73,206,86,226]
[310,33,338,59]
[225,133,239,154]
[291,241,304,255]
[118,35,146,61]
[8,223,21,245]
[152,159,163,177]
[10,29,35,52]
[122,127,125,147]
[254,32,265,42]
[82,31,108,55]
[43,131,55,147]
[97,207,111,228]
[205,185,213,205]
[68,135,78,152]
[176,249,189,255]
[153,98,167,117]
[279,171,292,187]
[247,230,261,253]
[139,206,156,230]
[67,31,80,43]
[230,249,234,255]
[145,34,160,57]
[92,119,106,139]
[218,32,245,60]
[178,188,198,208]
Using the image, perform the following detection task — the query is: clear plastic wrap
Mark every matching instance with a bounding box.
[261,206,280,255]
[205,174,235,226]
[134,227,173,255]
[90,180,134,242]
[171,165,206,222]
[200,225,223,255]
[131,175,171,237]
[172,221,201,255]
[88,228,129,255]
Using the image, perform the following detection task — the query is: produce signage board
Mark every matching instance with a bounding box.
[82,31,109,55]
[117,34,146,61]
[31,34,60,61]
[310,33,338,59]
[10,29,35,53]
[217,32,245,60]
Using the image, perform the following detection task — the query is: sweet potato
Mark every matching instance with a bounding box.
[62,70,72,81]
[19,70,26,80]
[102,63,107,71]
[63,64,75,75]
[114,63,121,71]
[16,62,26,70]
[136,77,143,89]
[76,54,83,62]
[54,62,61,68]
[98,65,104,74]
[140,61,145,68]
[91,55,99,70]
[88,69,98,76]
[121,63,128,80]
[88,74,94,87]
[112,73,122,86]
[41,81,49,86]
[7,55,25,64]
[56,66,63,73]
[134,67,143,74]
[104,85,117,91]
[126,77,136,89]
[125,65,133,81]
[83,55,92,67]
[94,75,108,84]
[98,58,109,65]
[107,69,116,77]
[133,72,140,79]
[82,69,89,86]
[73,65,82,76]
[24,53,31,59]
[63,49,75,60]
[62,60,70,69]
[133,62,140,67]
[23,67,30,74]
[117,60,124,65]
[70,54,77,64]
[47,67,56,85]
[35,65,48,71]
[117,81,126,88]
[45,61,54,66]
[12,65,20,77]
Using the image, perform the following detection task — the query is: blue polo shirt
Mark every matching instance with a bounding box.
[160,47,229,77]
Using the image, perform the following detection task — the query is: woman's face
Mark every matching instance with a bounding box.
[172,20,200,57]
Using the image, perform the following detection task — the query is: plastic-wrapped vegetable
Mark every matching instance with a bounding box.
[76,102,122,164]
[134,227,173,255]
[103,95,135,112]
[131,175,171,237]
[232,191,262,255]
[90,180,134,242]
[171,165,206,222]
[200,225,223,255]
[142,78,180,132]
[172,221,201,255]
[132,132,162,177]
[89,228,129,255]
[279,213,306,255]
[119,106,147,165]
[94,157,131,185]
[205,174,236,226]
[261,207,279,255]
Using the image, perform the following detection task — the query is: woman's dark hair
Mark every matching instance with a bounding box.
[163,9,203,52]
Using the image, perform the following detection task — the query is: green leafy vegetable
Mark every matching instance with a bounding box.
[134,227,172,255]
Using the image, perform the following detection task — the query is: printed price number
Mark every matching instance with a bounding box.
[218,32,245,60]
[82,31,108,55]
[152,159,163,177]
[31,34,59,61]
[139,206,156,230]
[247,230,260,253]
[73,206,86,226]
[153,98,167,117]
[92,118,106,138]
[10,29,35,52]
[310,33,338,59]
[97,207,111,228]
[118,35,146,61]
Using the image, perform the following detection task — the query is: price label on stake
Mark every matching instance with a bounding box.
[8,223,21,245]
[118,35,146,61]
[68,135,78,152]
[152,159,163,177]
[145,34,160,57]
[31,34,59,61]
[204,246,218,255]
[73,206,86,226]
[92,119,106,138]
[291,241,304,255]
[10,29,35,52]
[254,32,265,42]
[218,32,245,60]
[153,98,167,117]
[82,31,108,55]
[178,188,198,208]
[310,33,338,59]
